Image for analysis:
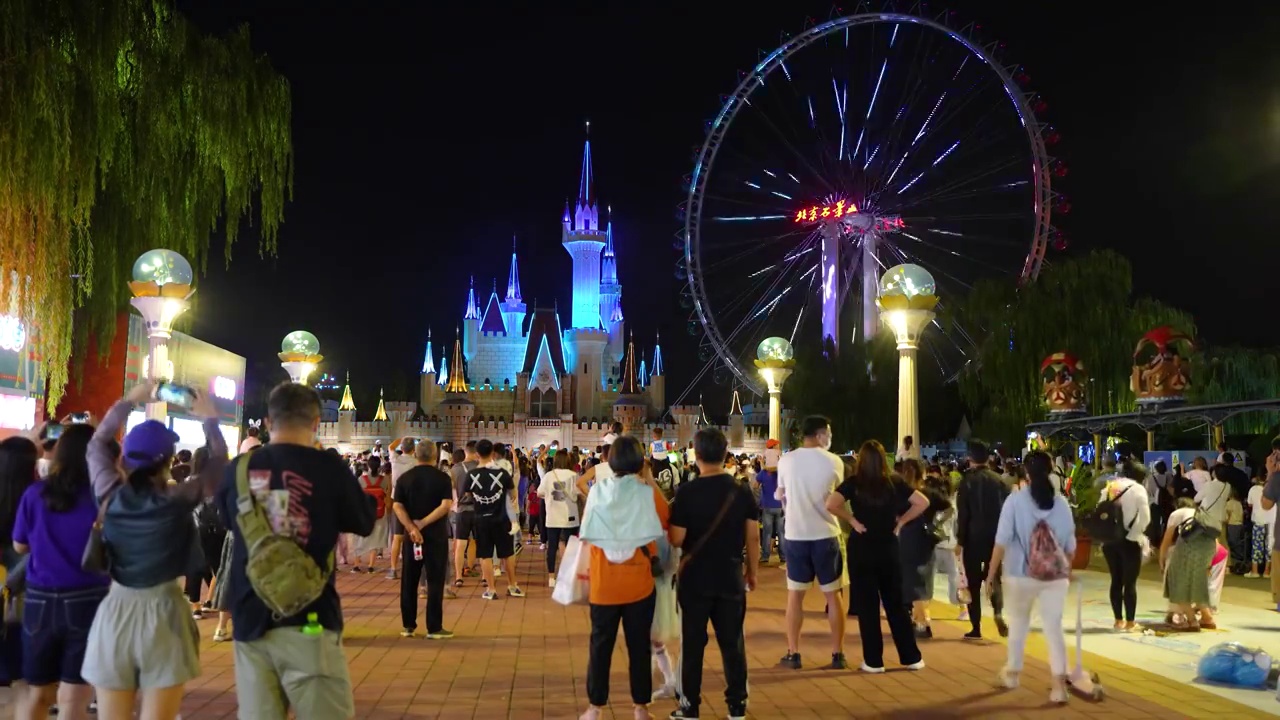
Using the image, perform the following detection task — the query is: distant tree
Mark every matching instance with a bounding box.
[0,0,293,408]
[953,250,1194,447]
[783,336,900,453]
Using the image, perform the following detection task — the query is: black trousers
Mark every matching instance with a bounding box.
[1102,539,1141,622]
[544,525,579,574]
[401,532,448,633]
[963,546,1003,634]
[849,551,922,668]
[679,591,748,713]
[587,592,655,707]
[184,529,225,603]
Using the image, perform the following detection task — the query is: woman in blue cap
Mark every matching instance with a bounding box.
[79,382,227,720]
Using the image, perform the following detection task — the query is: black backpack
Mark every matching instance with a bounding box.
[194,497,224,536]
[468,467,509,520]
[1082,486,1136,543]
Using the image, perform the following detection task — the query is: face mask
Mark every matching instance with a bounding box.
[821,433,833,451]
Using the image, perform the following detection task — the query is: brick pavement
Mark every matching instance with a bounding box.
[176,548,1264,719]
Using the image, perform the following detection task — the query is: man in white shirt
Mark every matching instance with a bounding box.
[1098,465,1151,631]
[1247,476,1275,578]
[386,437,420,580]
[1195,465,1232,533]
[774,415,848,670]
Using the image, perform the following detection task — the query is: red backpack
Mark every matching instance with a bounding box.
[1026,518,1070,581]
[361,473,386,519]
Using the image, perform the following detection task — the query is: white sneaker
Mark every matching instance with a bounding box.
[548,577,557,588]
[859,663,885,674]
[904,660,926,671]
[1246,572,1261,578]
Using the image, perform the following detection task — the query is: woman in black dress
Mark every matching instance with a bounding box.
[826,440,930,673]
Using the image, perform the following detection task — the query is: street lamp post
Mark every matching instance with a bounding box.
[754,336,795,449]
[877,264,938,461]
[279,330,323,384]
[128,249,194,422]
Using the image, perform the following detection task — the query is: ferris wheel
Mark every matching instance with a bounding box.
[679,5,1065,396]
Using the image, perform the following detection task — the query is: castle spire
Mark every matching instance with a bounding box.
[506,234,522,303]
[374,387,388,421]
[652,331,665,376]
[338,371,356,411]
[578,120,594,209]
[730,388,743,416]
[619,331,640,395]
[421,328,436,374]
[463,276,480,320]
[437,355,448,387]
[444,331,470,394]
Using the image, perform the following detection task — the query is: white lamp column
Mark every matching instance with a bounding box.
[754,337,795,449]
[128,249,195,422]
[877,264,937,461]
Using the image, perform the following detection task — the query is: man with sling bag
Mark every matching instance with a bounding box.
[667,428,759,720]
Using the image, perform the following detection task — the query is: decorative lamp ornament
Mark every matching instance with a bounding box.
[754,336,795,366]
[876,263,939,311]
[1041,351,1087,415]
[128,249,194,298]
[280,330,320,358]
[1131,326,1193,405]
[278,329,323,378]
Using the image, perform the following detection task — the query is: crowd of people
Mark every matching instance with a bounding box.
[0,379,1275,719]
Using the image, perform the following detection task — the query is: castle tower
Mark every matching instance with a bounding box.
[670,405,700,450]
[374,388,388,422]
[562,123,608,330]
[612,333,647,434]
[599,208,624,366]
[419,328,439,415]
[338,371,356,444]
[728,388,745,450]
[567,327,608,420]
[463,276,480,361]
[647,332,666,414]
[441,334,476,440]
[502,235,527,336]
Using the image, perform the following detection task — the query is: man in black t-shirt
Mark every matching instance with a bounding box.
[392,441,455,639]
[468,439,524,600]
[217,382,375,720]
[668,427,759,720]
[955,441,1009,640]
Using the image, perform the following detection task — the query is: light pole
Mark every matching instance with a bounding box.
[877,264,937,461]
[754,336,795,449]
[279,330,322,384]
[128,249,194,422]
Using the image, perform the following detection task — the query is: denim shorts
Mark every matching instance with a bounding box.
[785,537,845,592]
[23,585,108,685]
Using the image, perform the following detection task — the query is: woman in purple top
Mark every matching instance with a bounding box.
[12,422,106,719]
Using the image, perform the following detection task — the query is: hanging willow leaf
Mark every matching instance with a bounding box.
[0,0,293,409]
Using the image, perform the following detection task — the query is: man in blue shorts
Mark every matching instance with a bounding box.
[775,415,848,670]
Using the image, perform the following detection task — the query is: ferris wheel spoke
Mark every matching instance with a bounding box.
[895,233,1019,278]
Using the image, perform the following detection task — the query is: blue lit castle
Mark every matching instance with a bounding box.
[417,132,665,430]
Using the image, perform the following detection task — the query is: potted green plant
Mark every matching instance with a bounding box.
[1065,460,1099,569]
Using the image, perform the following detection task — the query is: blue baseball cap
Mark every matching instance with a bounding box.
[122,420,180,470]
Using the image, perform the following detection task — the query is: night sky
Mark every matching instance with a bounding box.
[176,1,1280,419]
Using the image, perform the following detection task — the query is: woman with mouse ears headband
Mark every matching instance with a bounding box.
[80,381,228,720]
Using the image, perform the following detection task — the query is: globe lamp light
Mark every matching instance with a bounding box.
[756,336,794,363]
[281,330,321,357]
[131,250,193,287]
[878,264,936,299]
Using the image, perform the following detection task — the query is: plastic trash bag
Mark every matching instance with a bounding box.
[1197,642,1271,688]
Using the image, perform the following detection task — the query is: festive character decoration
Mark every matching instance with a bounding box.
[1041,352,1087,415]
[1131,326,1193,404]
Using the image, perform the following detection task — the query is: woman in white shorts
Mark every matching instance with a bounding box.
[82,383,228,720]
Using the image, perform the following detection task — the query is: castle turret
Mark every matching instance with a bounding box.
[441,334,475,438]
[671,405,700,451]
[562,123,608,329]
[463,276,480,361]
[420,328,439,415]
[647,332,666,414]
[599,208,624,365]
[338,371,356,443]
[612,333,647,434]
[374,387,388,422]
[502,235,527,337]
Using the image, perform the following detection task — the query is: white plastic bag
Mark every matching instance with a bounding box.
[552,536,591,606]
[652,574,680,643]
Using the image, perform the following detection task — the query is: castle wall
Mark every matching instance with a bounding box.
[467,332,527,388]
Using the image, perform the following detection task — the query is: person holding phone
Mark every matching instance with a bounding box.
[80,382,227,720]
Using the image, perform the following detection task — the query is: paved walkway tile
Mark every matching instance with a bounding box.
[175,548,1270,718]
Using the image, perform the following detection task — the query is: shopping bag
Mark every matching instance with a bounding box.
[651,573,679,643]
[552,536,591,606]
